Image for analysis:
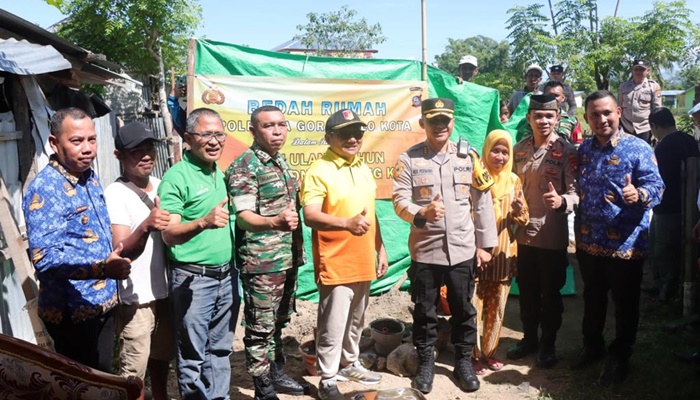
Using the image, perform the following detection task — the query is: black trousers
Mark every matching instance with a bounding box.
[577,251,643,360]
[44,309,116,373]
[408,259,476,352]
[516,245,568,348]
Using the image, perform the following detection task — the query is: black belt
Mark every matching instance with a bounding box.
[172,261,231,280]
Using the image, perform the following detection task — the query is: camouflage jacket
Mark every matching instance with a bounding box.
[226,143,304,274]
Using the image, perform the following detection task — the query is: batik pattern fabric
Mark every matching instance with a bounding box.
[576,130,664,259]
[22,155,117,324]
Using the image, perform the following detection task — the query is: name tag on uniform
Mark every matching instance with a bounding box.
[259,172,279,185]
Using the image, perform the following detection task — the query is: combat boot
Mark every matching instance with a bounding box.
[253,374,279,400]
[412,346,435,394]
[453,348,480,392]
[270,360,306,396]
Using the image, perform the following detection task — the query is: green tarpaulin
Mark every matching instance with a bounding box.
[193,39,575,301]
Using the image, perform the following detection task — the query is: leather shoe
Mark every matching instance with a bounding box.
[506,339,538,360]
[599,356,629,386]
[571,347,606,370]
[535,347,558,368]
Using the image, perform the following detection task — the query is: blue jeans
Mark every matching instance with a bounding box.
[170,265,240,400]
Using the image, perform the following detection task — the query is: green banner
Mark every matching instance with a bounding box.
[193,39,508,301]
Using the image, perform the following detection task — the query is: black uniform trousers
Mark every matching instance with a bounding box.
[577,251,644,361]
[408,259,477,352]
[44,309,115,373]
[516,245,568,348]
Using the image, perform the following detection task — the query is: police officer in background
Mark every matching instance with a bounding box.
[392,98,498,394]
[618,59,662,143]
[226,105,307,400]
[539,65,577,116]
[507,95,579,369]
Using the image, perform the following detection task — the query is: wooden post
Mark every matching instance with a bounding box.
[0,170,53,349]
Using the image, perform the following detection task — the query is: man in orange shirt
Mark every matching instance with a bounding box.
[302,109,388,400]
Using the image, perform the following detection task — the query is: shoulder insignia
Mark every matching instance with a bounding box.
[393,161,405,180]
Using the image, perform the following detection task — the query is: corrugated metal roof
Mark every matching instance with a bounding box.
[0,38,72,75]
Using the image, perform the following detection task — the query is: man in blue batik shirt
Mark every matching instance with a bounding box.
[572,91,664,385]
[22,107,132,372]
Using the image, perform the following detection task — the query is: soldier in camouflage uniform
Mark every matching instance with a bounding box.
[226,105,307,400]
[543,81,581,145]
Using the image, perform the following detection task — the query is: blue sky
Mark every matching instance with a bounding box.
[4,0,698,61]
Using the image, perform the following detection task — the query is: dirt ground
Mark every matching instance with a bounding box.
[163,252,700,400]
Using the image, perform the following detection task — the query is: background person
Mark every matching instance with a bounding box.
[105,122,174,400]
[456,55,479,83]
[539,65,577,116]
[647,108,699,302]
[618,59,662,143]
[508,64,543,115]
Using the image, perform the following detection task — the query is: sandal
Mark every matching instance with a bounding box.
[472,359,486,375]
[484,357,504,371]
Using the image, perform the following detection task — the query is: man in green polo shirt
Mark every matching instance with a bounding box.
[159,107,238,400]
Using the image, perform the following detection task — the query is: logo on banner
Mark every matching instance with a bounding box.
[202,88,225,105]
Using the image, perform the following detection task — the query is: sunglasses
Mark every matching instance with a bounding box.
[333,128,365,140]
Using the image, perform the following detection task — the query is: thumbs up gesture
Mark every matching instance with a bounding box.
[346,206,371,236]
[274,202,299,232]
[542,181,563,209]
[511,189,525,213]
[104,243,132,280]
[622,174,639,204]
[423,193,445,223]
[144,196,171,232]
[203,197,230,229]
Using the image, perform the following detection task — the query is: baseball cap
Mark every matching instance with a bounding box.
[688,103,700,116]
[529,94,559,111]
[115,122,160,150]
[325,109,367,134]
[459,55,478,67]
[421,98,454,119]
[525,64,543,76]
[550,65,564,73]
[632,59,649,69]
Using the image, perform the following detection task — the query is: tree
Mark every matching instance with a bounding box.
[294,5,386,57]
[505,4,553,72]
[52,0,201,135]
[506,0,700,91]
[434,36,519,100]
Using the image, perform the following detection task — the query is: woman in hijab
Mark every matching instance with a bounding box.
[471,129,530,374]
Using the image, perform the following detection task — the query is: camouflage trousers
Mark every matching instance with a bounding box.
[241,268,297,377]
